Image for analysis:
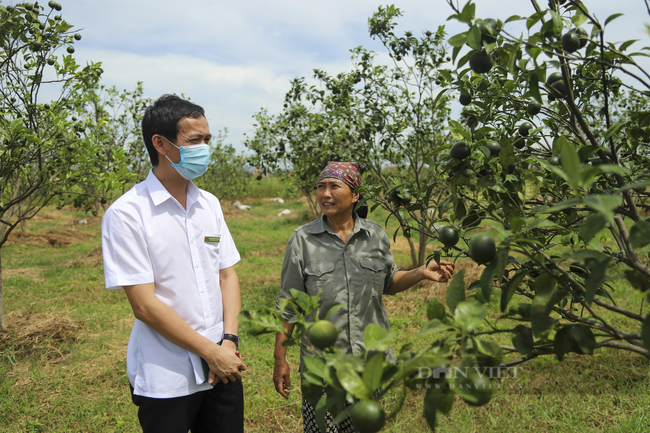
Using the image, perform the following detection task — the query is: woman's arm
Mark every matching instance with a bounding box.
[273,320,296,398]
[388,260,455,294]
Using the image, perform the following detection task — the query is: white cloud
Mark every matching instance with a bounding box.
[25,0,650,151]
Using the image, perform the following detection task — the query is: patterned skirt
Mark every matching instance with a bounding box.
[301,397,356,433]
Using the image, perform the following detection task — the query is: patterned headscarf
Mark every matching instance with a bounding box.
[318,161,366,190]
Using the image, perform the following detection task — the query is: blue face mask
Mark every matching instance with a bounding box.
[163,137,210,180]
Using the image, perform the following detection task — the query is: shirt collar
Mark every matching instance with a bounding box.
[144,169,200,208]
[308,214,371,236]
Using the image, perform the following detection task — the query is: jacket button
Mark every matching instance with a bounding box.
[317,271,321,276]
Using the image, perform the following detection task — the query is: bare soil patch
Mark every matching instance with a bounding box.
[65,246,103,268]
[0,310,80,359]
[6,228,92,248]
[3,267,44,282]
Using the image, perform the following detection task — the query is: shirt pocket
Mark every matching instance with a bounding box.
[359,258,387,297]
[204,239,221,272]
[303,261,336,301]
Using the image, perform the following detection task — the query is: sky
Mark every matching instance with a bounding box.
[18,0,650,152]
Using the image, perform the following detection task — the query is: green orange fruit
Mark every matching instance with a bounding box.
[439,226,459,247]
[575,27,589,49]
[518,122,533,137]
[468,233,496,265]
[469,50,494,74]
[485,140,501,156]
[546,72,563,86]
[561,31,580,53]
[550,80,567,98]
[527,101,541,116]
[351,400,386,433]
[308,320,338,350]
[450,141,471,160]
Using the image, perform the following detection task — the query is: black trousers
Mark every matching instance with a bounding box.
[130,380,244,433]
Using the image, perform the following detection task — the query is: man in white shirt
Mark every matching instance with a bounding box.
[101,94,246,432]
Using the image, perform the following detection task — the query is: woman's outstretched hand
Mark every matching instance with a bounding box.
[422,260,455,283]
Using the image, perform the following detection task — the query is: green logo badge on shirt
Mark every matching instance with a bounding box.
[204,236,220,243]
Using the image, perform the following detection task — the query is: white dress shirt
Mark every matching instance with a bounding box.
[101,170,240,398]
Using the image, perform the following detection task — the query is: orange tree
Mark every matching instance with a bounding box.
[251,6,455,267]
[0,2,129,330]
[244,103,355,218]
[240,1,650,431]
[196,128,252,205]
[58,82,150,214]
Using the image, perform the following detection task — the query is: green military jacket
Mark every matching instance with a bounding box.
[277,215,399,365]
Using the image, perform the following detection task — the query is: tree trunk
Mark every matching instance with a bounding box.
[418,223,427,266]
[0,250,4,331]
[306,194,320,218]
[407,236,418,268]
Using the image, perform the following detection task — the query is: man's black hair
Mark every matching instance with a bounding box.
[141,94,205,166]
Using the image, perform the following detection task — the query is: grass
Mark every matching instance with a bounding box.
[0,197,649,432]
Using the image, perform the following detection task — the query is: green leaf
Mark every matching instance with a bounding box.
[533,197,580,214]
[553,326,575,361]
[499,138,515,168]
[450,1,475,24]
[445,268,466,313]
[604,13,624,27]
[427,298,447,321]
[362,353,384,392]
[630,220,650,249]
[584,258,611,304]
[526,10,546,30]
[418,319,453,337]
[583,195,622,218]
[315,394,328,433]
[624,270,650,292]
[501,271,528,313]
[454,300,487,333]
[560,144,581,193]
[501,303,531,321]
[549,10,563,37]
[579,213,610,243]
[467,26,482,50]
[568,249,609,263]
[325,304,346,320]
[477,340,504,364]
[506,15,524,23]
[553,135,569,156]
[571,10,588,27]
[448,31,469,48]
[304,356,326,378]
[530,275,558,337]
[494,245,510,286]
[570,325,596,355]
[526,71,542,102]
[423,387,438,431]
[604,121,626,140]
[521,170,541,202]
[289,288,314,313]
[479,260,497,303]
[618,180,650,192]
[335,366,371,399]
[364,324,396,352]
[511,324,534,356]
[619,39,638,52]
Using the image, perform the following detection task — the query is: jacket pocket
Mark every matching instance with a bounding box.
[359,258,387,297]
[304,261,336,301]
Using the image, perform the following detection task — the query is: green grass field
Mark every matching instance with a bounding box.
[1,197,649,432]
